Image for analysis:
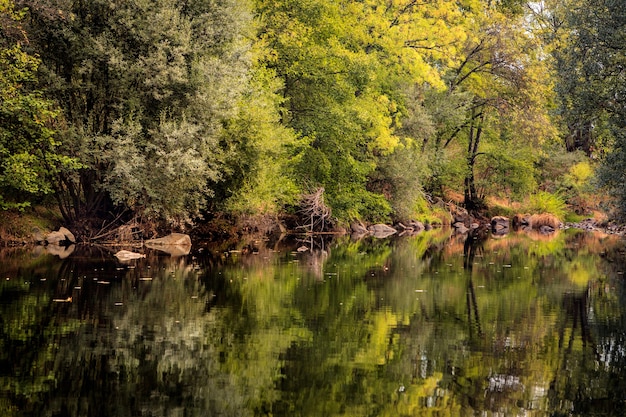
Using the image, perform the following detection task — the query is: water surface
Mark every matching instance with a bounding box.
[2,229,626,416]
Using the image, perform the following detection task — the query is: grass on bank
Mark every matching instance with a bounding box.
[0,206,62,244]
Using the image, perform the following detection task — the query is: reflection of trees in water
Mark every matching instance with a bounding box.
[463,231,485,339]
[547,276,626,416]
[0,247,295,417]
[4,232,626,416]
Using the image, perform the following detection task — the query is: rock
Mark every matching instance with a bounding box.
[539,225,556,234]
[453,222,469,234]
[145,233,192,256]
[59,227,76,243]
[490,216,510,236]
[409,220,425,231]
[491,216,510,232]
[32,227,46,244]
[114,250,146,261]
[351,222,369,235]
[368,224,397,238]
[46,227,76,245]
[145,233,192,247]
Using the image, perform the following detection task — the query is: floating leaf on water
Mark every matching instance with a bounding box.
[97,281,110,285]
[115,302,123,306]
[53,297,72,303]
[503,264,512,268]
[139,277,153,281]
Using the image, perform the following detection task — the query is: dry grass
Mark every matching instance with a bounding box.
[513,213,561,230]
[529,213,561,229]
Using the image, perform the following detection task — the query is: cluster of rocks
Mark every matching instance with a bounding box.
[114,233,193,260]
[351,221,428,238]
[564,218,626,235]
[33,226,76,246]
[452,213,563,236]
[32,226,77,259]
[31,226,193,260]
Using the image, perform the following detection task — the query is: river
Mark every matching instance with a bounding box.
[1,228,626,416]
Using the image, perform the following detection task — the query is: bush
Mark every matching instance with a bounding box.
[523,191,567,220]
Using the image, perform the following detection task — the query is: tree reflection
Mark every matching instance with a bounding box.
[2,231,626,416]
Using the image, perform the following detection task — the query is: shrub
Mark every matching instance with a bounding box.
[523,191,567,220]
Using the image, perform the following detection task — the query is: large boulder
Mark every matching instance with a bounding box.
[367,224,397,238]
[46,227,76,245]
[145,233,192,256]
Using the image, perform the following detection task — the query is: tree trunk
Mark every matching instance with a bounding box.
[464,110,485,210]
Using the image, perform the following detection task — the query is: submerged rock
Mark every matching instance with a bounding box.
[114,250,146,261]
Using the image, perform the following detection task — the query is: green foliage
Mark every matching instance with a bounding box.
[3,0,615,226]
[550,0,626,217]
[369,138,431,222]
[523,191,567,219]
[0,38,77,210]
[412,196,452,226]
[598,126,626,219]
[222,66,303,215]
[23,0,258,224]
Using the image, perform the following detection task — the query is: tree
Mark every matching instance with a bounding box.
[18,0,257,228]
[433,2,558,209]
[0,0,77,210]
[550,0,626,217]
[254,0,476,222]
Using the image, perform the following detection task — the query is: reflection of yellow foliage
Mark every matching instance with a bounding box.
[567,262,591,289]
[353,309,400,365]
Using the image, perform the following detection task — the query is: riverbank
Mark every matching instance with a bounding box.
[1,204,623,248]
[0,206,64,246]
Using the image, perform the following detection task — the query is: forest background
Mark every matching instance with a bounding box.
[1,0,625,240]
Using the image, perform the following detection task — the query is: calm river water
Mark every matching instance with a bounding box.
[2,228,626,416]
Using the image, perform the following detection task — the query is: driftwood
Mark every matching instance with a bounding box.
[299,188,332,233]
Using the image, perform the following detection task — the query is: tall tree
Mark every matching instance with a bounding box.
[18,0,257,228]
[434,2,557,209]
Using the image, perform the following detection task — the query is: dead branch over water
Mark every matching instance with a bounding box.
[299,187,332,233]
